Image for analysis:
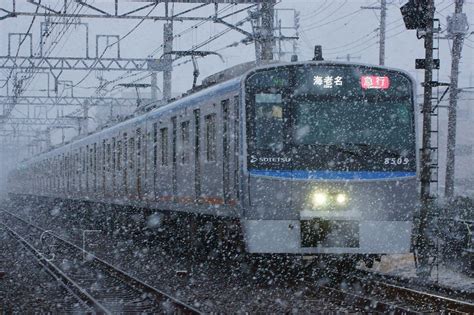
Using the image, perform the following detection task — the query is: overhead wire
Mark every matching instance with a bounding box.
[71,3,159,90]
[98,3,238,95]
[302,0,350,30]
[1,2,41,88]
[98,3,249,95]
[300,0,332,20]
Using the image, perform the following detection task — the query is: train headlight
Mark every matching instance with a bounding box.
[335,193,348,205]
[311,192,328,207]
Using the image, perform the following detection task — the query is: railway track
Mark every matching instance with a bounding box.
[304,266,474,314]
[0,209,201,315]
[2,207,473,313]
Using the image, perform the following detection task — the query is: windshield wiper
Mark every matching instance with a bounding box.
[317,143,365,157]
[342,143,404,156]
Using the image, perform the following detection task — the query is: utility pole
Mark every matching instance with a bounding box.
[260,0,275,62]
[379,0,386,65]
[361,0,387,65]
[445,0,467,201]
[418,0,436,277]
[163,22,173,101]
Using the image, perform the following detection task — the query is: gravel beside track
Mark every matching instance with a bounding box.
[1,209,201,314]
[3,199,473,313]
[0,227,84,313]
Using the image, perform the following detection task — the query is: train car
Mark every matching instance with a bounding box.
[8,60,418,262]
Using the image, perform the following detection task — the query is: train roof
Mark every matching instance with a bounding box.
[21,72,244,165]
[19,60,415,166]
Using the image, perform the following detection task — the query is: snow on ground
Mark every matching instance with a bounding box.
[370,254,474,292]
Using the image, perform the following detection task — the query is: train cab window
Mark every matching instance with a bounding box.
[254,93,284,152]
[160,127,168,166]
[180,121,190,164]
[205,113,217,162]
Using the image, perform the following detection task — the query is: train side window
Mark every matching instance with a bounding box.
[93,143,97,189]
[136,128,141,172]
[112,137,116,174]
[123,133,128,188]
[233,95,240,199]
[129,137,135,170]
[107,142,111,172]
[117,140,122,171]
[153,123,158,169]
[102,140,106,188]
[80,147,85,175]
[181,121,190,164]
[205,113,217,162]
[160,127,168,166]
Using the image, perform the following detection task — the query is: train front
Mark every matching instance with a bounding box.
[241,62,418,256]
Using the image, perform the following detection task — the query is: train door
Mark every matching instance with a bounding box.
[144,124,153,201]
[176,117,192,203]
[156,123,171,201]
[222,100,231,204]
[193,109,201,201]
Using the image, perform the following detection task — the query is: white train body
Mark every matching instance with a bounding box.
[8,61,419,255]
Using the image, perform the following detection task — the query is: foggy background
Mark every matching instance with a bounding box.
[0,0,473,197]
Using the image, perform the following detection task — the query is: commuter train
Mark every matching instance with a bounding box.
[8,60,418,261]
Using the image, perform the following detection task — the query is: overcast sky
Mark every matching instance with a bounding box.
[1,0,473,97]
[0,0,473,192]
[0,0,472,148]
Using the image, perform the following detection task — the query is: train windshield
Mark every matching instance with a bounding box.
[245,64,416,172]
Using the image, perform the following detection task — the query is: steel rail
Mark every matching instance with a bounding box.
[0,221,110,314]
[307,267,474,314]
[305,280,415,313]
[354,269,474,314]
[1,209,202,315]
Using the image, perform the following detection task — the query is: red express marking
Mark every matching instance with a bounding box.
[360,76,390,89]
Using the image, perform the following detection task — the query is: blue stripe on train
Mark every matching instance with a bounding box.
[249,170,416,180]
